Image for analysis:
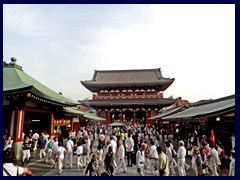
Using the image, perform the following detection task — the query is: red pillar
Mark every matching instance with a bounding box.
[15,109,25,142]
[105,110,110,125]
[120,111,122,123]
[50,113,55,136]
[71,117,74,131]
[146,111,152,127]
[133,110,136,125]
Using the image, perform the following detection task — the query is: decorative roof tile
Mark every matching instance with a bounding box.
[81,68,174,92]
[3,60,79,106]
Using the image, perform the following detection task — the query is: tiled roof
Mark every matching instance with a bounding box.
[81,68,174,92]
[163,95,235,121]
[149,105,187,120]
[64,107,105,121]
[81,98,177,107]
[3,61,79,106]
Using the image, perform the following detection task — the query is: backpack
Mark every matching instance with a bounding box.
[48,141,53,149]
[82,144,88,156]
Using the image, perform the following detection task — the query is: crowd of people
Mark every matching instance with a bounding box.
[3,122,236,176]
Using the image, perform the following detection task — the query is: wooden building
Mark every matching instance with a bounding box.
[81,68,177,126]
[3,58,79,159]
[162,94,235,154]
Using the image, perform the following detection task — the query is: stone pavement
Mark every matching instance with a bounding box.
[18,135,228,176]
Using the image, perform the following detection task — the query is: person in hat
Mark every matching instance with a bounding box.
[192,146,203,176]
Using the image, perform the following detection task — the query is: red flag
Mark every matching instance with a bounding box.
[210,129,215,144]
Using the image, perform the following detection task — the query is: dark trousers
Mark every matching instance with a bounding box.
[106,165,114,176]
[126,151,134,166]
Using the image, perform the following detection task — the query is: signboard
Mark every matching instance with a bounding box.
[54,119,71,126]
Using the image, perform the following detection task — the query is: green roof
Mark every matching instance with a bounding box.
[3,62,79,106]
[163,95,235,121]
[149,105,187,120]
[64,107,105,121]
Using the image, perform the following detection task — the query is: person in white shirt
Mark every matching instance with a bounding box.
[230,133,235,150]
[207,142,220,176]
[229,152,235,176]
[56,142,66,174]
[125,134,134,167]
[110,136,117,168]
[165,141,176,176]
[116,140,127,173]
[154,137,160,147]
[136,143,147,176]
[149,140,159,175]
[76,141,84,171]
[177,140,187,176]
[83,129,88,137]
[50,137,58,166]
[85,136,91,165]
[32,130,39,152]
[65,137,74,169]
[3,135,13,151]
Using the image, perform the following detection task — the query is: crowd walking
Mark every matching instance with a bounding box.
[3,122,235,176]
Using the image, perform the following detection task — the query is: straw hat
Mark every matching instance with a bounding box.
[193,146,199,151]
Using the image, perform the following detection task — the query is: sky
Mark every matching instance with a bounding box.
[3,4,235,103]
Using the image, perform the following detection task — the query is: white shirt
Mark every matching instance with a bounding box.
[3,163,24,176]
[57,146,66,160]
[154,139,160,147]
[66,139,74,153]
[52,141,59,153]
[165,147,173,161]
[76,145,83,156]
[149,145,158,159]
[83,130,88,137]
[177,146,186,159]
[99,134,105,141]
[32,133,39,141]
[4,140,13,151]
[217,147,222,156]
[231,136,235,149]
[125,137,134,152]
[110,139,117,154]
[117,144,125,159]
[136,150,145,167]
[86,139,91,151]
[229,158,235,171]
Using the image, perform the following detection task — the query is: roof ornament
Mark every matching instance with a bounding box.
[10,57,17,64]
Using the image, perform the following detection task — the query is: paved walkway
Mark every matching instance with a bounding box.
[17,135,228,176]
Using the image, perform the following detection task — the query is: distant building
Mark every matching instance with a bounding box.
[81,68,177,126]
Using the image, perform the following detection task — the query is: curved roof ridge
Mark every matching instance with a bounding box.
[4,65,79,106]
[94,68,161,72]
